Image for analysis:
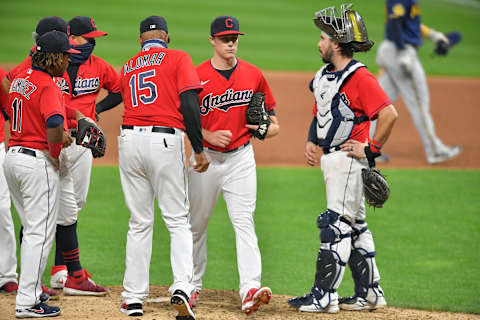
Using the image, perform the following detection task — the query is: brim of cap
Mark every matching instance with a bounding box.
[212,30,245,36]
[66,48,81,53]
[81,30,108,38]
[69,38,80,46]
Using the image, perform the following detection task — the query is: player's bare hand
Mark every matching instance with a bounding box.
[192,151,210,173]
[205,130,232,148]
[341,139,368,159]
[305,141,319,166]
[62,131,74,148]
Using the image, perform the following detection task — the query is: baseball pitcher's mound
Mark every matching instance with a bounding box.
[0,285,478,319]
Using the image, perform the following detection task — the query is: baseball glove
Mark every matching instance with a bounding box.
[76,118,106,158]
[246,92,270,140]
[361,168,390,208]
[434,31,462,56]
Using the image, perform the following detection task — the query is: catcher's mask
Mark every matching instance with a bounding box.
[314,3,374,52]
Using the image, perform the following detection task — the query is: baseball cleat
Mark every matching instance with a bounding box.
[242,287,272,315]
[41,284,59,300]
[0,281,18,293]
[15,302,61,318]
[287,292,339,313]
[170,290,195,320]
[120,302,143,317]
[339,295,387,311]
[50,265,67,289]
[427,145,462,164]
[190,290,200,307]
[63,270,108,296]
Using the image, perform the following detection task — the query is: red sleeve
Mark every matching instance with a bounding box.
[356,70,391,120]
[100,58,121,93]
[7,57,31,81]
[256,70,276,111]
[176,52,201,94]
[39,85,64,123]
[0,69,8,113]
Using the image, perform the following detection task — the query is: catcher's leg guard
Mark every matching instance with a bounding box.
[288,210,351,313]
[340,221,386,310]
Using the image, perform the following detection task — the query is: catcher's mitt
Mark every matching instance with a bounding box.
[434,31,462,56]
[246,92,270,140]
[361,168,390,208]
[76,118,106,158]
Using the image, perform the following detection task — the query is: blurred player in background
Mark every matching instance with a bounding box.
[375,0,461,164]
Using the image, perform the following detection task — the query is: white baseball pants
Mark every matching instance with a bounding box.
[119,126,194,304]
[3,147,59,309]
[376,40,450,159]
[0,142,17,288]
[188,144,261,300]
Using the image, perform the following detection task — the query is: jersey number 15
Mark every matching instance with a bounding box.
[128,70,158,107]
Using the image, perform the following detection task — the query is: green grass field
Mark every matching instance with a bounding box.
[8,167,480,314]
[1,0,480,76]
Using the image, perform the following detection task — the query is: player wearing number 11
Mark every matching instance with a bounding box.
[118,16,209,319]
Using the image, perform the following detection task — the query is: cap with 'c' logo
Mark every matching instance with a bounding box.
[210,15,245,37]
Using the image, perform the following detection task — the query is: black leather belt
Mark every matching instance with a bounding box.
[322,146,341,154]
[121,125,175,135]
[17,147,36,157]
[209,141,250,153]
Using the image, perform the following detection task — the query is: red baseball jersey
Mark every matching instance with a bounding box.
[120,47,201,129]
[8,68,67,150]
[0,68,8,143]
[313,66,391,143]
[196,58,276,152]
[6,47,35,82]
[58,54,120,128]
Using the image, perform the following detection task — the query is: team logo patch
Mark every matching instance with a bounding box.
[200,89,253,115]
[73,76,100,96]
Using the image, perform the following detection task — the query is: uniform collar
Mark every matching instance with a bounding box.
[142,39,168,51]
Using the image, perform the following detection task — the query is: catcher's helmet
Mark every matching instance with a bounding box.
[314,3,374,52]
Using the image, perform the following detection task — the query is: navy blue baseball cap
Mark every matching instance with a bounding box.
[140,16,168,34]
[210,16,244,37]
[36,31,80,54]
[68,16,107,38]
[36,16,68,36]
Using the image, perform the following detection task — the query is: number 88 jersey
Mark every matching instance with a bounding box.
[120,45,202,129]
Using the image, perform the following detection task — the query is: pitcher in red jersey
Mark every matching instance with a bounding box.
[188,15,280,315]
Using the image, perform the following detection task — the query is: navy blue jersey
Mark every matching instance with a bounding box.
[385,0,422,49]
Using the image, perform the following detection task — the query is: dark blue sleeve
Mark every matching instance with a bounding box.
[46,114,64,128]
[309,79,314,92]
[307,117,318,145]
[386,18,405,50]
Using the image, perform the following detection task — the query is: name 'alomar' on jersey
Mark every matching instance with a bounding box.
[200,88,253,115]
[123,52,166,75]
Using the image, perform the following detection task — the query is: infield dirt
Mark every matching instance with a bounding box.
[1,285,479,319]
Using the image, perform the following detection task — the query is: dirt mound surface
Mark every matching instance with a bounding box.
[1,285,478,320]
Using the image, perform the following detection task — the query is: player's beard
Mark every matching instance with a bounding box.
[320,45,334,63]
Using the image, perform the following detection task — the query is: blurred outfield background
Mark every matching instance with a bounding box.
[1,0,480,316]
[1,0,480,76]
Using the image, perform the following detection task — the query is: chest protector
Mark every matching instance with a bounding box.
[313,61,369,148]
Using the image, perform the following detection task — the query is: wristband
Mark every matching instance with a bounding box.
[48,141,62,158]
[369,138,383,154]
